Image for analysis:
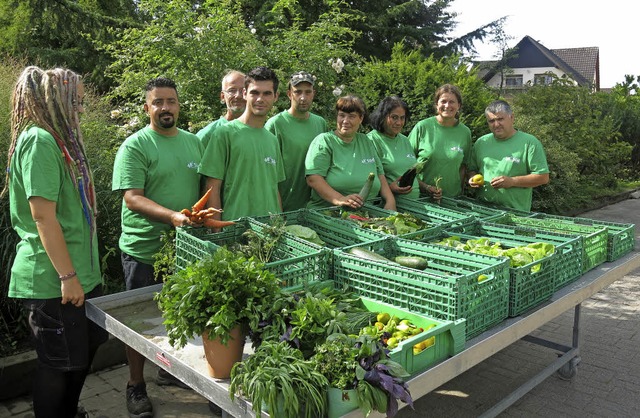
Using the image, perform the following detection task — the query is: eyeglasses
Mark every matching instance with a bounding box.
[223,88,242,97]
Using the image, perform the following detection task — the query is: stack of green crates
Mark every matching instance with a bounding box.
[175,218,330,291]
[332,237,511,339]
[528,213,635,262]
[377,197,477,230]
[251,209,381,249]
[429,222,583,315]
[490,213,608,273]
[407,195,507,221]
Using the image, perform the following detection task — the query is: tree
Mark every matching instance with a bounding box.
[0,0,141,92]
[513,81,631,213]
[101,0,361,133]
[230,0,504,60]
[350,44,494,137]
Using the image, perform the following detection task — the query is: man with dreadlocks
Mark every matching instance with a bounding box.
[112,77,204,418]
[3,66,108,418]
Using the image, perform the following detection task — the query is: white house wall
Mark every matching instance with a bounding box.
[485,66,578,88]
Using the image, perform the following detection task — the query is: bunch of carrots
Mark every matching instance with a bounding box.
[180,187,235,229]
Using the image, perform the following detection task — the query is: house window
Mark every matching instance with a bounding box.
[534,74,553,85]
[505,75,523,87]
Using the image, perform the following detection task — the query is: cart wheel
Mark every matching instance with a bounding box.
[557,356,580,380]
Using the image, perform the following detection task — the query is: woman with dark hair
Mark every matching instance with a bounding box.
[3,66,107,418]
[368,95,420,199]
[305,94,396,210]
[408,84,472,198]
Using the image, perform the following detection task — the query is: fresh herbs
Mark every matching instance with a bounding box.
[152,229,176,281]
[229,216,286,263]
[312,333,414,418]
[253,287,377,358]
[155,246,282,348]
[229,341,328,418]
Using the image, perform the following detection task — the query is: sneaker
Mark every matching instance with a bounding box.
[156,368,192,390]
[126,382,153,418]
[75,406,89,418]
[208,401,223,416]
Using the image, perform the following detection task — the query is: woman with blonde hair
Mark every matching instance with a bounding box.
[3,66,107,418]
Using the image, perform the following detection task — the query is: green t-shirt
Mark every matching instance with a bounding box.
[305,132,384,209]
[112,126,203,264]
[468,130,549,211]
[8,126,101,299]
[367,129,420,200]
[196,116,229,149]
[199,119,286,220]
[265,111,328,211]
[408,116,472,197]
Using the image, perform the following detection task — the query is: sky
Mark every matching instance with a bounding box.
[447,0,639,88]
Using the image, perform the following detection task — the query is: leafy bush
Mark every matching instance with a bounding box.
[512,82,632,213]
[350,44,495,137]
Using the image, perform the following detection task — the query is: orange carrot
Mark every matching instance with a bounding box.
[180,208,192,217]
[192,187,213,213]
[203,219,236,229]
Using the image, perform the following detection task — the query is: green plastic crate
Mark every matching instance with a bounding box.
[490,213,608,273]
[451,195,538,218]
[359,298,466,376]
[529,213,635,262]
[251,210,382,249]
[470,221,584,291]
[333,237,511,339]
[313,205,444,242]
[427,223,577,316]
[175,218,330,290]
[406,195,507,221]
[372,197,477,230]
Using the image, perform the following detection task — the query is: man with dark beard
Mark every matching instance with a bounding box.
[112,77,203,418]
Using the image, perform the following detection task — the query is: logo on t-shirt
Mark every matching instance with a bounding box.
[449,146,463,153]
[406,153,416,159]
[361,157,376,164]
[187,161,199,170]
[264,156,277,165]
[505,156,521,163]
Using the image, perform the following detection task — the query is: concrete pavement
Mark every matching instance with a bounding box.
[3,198,640,417]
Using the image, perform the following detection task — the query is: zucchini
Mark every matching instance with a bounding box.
[394,255,428,270]
[357,172,376,201]
[397,160,426,187]
[348,247,391,263]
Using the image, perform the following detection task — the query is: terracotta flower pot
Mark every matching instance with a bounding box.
[202,326,245,379]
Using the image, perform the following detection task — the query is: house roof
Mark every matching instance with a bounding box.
[552,46,599,85]
[477,35,599,89]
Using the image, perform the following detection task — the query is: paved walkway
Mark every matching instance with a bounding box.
[3,199,640,417]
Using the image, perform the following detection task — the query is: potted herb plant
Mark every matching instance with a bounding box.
[312,333,414,418]
[229,340,328,418]
[155,246,281,378]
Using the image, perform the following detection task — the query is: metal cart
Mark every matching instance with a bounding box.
[85,250,640,418]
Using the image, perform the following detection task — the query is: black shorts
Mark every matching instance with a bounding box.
[23,285,109,371]
[121,252,159,291]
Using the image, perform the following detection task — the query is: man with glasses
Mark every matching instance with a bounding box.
[197,70,246,148]
[199,66,285,222]
[265,71,328,211]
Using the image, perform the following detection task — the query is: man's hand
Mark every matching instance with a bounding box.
[61,277,85,307]
[490,176,514,189]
